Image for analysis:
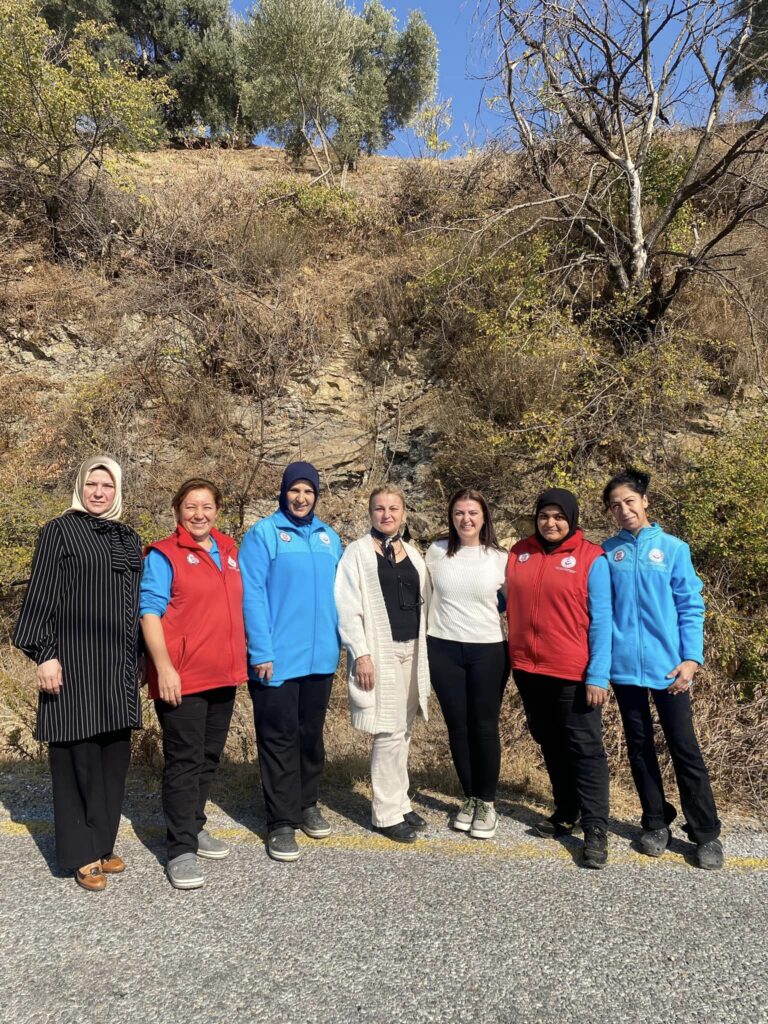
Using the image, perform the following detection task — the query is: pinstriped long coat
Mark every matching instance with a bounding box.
[13,511,143,743]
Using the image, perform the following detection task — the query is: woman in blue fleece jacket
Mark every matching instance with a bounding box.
[239,462,342,863]
[603,468,723,870]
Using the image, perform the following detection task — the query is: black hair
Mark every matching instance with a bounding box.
[602,467,651,508]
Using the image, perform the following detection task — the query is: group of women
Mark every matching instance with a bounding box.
[13,455,724,891]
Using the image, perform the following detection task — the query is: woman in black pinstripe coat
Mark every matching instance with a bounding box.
[13,455,143,891]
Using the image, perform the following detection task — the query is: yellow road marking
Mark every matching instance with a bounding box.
[1,816,766,871]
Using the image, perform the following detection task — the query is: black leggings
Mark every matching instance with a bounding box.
[427,637,509,802]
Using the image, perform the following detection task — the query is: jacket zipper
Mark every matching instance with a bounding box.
[530,554,547,667]
[631,533,645,685]
[199,541,236,684]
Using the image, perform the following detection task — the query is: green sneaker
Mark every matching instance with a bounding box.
[452,797,476,833]
[470,800,499,839]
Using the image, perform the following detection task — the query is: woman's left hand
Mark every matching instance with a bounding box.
[585,685,608,708]
[666,660,698,694]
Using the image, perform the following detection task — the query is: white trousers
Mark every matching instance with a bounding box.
[370,640,420,828]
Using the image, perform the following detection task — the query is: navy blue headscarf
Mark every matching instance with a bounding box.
[279,461,320,527]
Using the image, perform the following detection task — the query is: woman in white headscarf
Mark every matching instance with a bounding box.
[13,456,143,891]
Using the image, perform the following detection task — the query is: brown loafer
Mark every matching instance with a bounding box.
[100,854,126,874]
[75,865,107,892]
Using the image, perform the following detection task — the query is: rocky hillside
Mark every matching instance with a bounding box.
[1,145,766,812]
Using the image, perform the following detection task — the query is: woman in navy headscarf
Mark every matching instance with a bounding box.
[239,462,343,862]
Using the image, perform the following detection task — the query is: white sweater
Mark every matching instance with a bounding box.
[425,540,508,643]
[334,535,431,734]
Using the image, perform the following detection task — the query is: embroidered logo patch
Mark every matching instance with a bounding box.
[227,555,238,569]
[319,533,331,545]
[279,532,292,543]
[649,548,665,563]
[187,553,200,565]
[561,555,577,569]
[614,549,625,562]
[518,552,530,563]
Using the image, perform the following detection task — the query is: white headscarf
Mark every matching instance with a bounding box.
[67,455,123,521]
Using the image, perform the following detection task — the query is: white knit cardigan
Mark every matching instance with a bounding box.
[334,534,431,735]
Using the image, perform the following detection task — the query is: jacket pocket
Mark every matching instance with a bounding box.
[347,676,376,711]
[167,636,187,672]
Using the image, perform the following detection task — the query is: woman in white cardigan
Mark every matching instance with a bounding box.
[335,486,431,843]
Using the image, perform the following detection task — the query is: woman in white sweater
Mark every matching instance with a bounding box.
[426,488,509,839]
[335,486,431,843]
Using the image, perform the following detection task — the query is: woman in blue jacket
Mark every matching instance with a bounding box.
[239,462,343,863]
[603,468,723,870]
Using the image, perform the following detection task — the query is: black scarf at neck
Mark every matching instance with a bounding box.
[371,527,401,567]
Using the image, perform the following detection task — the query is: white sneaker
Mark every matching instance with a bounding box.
[452,797,476,832]
[470,801,498,839]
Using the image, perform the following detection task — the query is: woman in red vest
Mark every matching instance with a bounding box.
[141,479,247,889]
[506,488,612,869]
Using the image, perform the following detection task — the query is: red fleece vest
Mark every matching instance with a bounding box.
[506,529,603,682]
[145,526,247,697]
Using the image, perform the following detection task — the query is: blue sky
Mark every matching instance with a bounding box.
[230,1,505,155]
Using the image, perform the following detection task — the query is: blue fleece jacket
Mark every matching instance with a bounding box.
[239,509,342,686]
[603,524,705,689]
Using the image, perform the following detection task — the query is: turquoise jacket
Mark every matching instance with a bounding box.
[239,510,342,686]
[603,524,704,690]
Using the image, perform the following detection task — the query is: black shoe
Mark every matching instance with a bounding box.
[533,815,581,838]
[376,821,418,844]
[696,838,724,870]
[638,826,672,858]
[582,826,608,869]
[300,805,332,839]
[403,811,427,831]
[267,827,301,862]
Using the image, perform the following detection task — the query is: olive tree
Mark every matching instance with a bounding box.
[239,0,437,177]
[0,0,171,252]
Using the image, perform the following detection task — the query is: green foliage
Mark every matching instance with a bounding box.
[256,177,361,223]
[679,415,768,586]
[40,0,243,140]
[239,0,437,168]
[410,99,453,160]
[675,414,768,685]
[731,0,768,94]
[0,485,63,595]
[0,0,170,246]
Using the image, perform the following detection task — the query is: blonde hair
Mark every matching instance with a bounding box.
[368,485,407,515]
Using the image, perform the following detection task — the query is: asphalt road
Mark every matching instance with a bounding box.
[1,766,766,1024]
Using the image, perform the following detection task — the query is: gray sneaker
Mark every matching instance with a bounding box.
[267,827,301,862]
[696,838,724,870]
[197,829,230,860]
[166,853,204,890]
[638,826,672,858]
[470,801,499,839]
[300,805,332,839]
[452,797,476,833]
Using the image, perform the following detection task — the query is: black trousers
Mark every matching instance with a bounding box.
[155,686,236,860]
[427,637,508,803]
[48,728,131,872]
[249,674,334,831]
[514,670,609,830]
[612,683,721,844]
